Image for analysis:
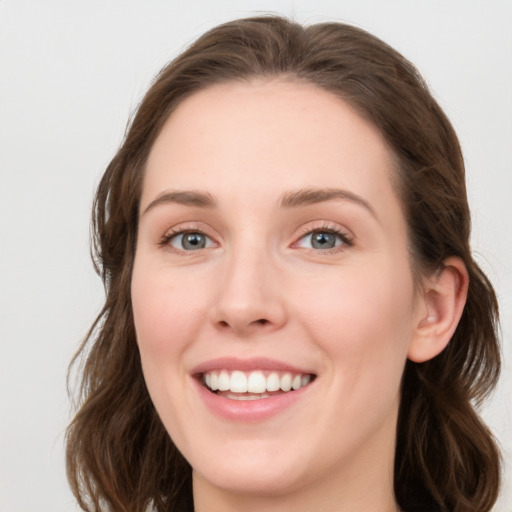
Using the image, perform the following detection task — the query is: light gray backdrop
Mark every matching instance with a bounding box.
[1,1,510,511]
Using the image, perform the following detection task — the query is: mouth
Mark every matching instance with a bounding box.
[199,369,316,401]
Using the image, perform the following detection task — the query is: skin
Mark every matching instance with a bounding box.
[131,80,466,512]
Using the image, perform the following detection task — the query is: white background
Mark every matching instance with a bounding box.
[0,1,510,511]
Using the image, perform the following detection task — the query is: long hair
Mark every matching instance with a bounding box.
[66,16,501,512]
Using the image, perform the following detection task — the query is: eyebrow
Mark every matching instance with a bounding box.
[142,186,376,219]
[142,190,216,215]
[279,187,377,218]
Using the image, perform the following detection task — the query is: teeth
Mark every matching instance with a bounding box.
[202,369,313,395]
[218,370,230,391]
[230,371,247,393]
[247,371,266,393]
[210,372,218,391]
[226,393,270,400]
[280,373,292,392]
[266,372,280,392]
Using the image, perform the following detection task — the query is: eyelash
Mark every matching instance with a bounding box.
[159,224,353,254]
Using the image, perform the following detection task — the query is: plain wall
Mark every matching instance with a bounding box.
[1,1,510,510]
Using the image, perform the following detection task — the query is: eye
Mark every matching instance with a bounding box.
[295,228,351,250]
[167,231,215,251]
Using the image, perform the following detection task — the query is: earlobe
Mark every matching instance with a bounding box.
[408,257,469,363]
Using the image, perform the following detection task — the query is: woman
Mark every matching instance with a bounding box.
[66,16,501,512]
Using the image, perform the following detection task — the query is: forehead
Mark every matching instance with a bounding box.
[142,79,400,216]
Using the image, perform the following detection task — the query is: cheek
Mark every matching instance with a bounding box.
[292,260,416,377]
[131,261,217,440]
[131,265,200,431]
[131,265,205,357]
[131,270,175,403]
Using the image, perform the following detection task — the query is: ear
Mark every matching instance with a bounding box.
[408,257,469,363]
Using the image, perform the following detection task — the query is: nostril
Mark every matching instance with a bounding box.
[214,317,274,332]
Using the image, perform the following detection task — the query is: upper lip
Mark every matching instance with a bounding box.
[190,357,316,376]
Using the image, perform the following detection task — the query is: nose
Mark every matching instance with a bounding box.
[209,247,287,336]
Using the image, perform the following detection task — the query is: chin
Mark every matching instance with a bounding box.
[193,457,309,497]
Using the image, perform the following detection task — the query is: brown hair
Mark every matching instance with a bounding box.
[66,16,501,512]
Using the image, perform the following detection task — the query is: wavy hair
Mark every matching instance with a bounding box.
[66,16,501,512]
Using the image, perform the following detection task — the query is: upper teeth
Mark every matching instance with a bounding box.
[203,370,311,394]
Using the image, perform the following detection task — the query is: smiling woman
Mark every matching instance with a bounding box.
[66,16,501,512]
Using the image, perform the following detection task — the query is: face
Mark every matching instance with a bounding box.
[132,80,422,501]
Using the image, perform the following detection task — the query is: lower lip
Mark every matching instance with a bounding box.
[193,378,312,422]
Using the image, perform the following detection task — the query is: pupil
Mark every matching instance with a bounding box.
[311,232,335,249]
[182,233,205,250]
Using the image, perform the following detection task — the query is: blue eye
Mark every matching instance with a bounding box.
[169,232,214,251]
[296,229,350,250]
